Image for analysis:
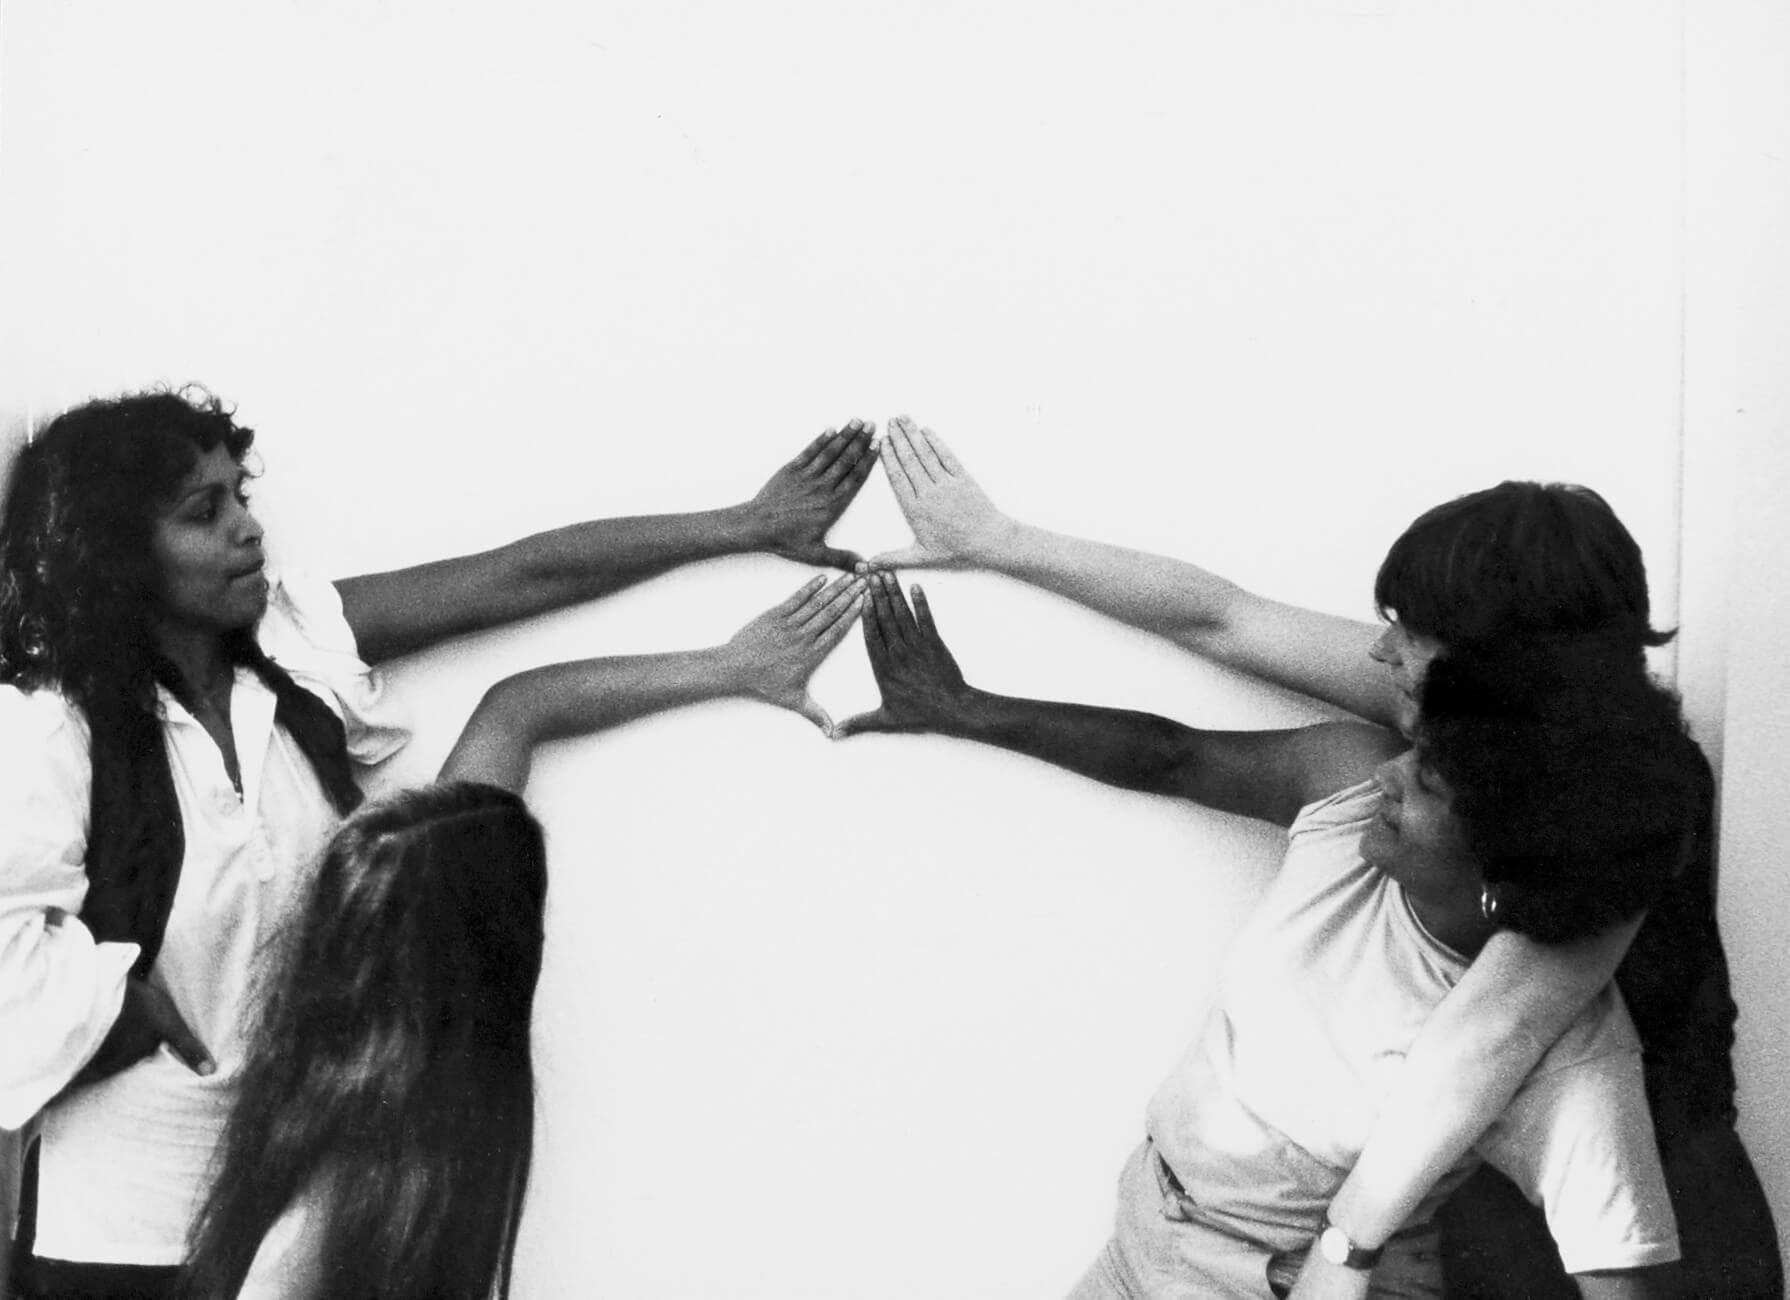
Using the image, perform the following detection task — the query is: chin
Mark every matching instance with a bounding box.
[1359,821,1393,869]
[226,593,270,628]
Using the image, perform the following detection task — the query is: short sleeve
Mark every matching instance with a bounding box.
[1477,999,1679,1274]
[0,687,138,1130]
[256,569,410,767]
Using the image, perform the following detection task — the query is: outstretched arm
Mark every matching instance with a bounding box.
[338,421,876,665]
[834,573,1396,825]
[440,573,865,792]
[869,416,1398,727]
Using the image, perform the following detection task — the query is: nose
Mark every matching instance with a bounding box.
[232,499,264,549]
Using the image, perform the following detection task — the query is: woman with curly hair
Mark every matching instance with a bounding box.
[0,387,874,1299]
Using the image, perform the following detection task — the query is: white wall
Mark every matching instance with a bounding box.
[1681,0,1790,1275]
[3,3,1772,1296]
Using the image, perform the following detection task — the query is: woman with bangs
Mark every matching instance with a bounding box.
[850,416,1779,1298]
[1,386,873,1299]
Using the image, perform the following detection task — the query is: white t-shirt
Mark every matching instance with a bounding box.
[1146,779,1680,1276]
[0,570,409,1265]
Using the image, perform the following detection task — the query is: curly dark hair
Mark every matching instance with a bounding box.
[0,386,256,714]
[1416,635,1709,944]
[1375,481,1673,652]
[180,781,547,1300]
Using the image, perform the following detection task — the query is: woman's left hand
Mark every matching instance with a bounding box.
[745,420,877,569]
[723,574,867,733]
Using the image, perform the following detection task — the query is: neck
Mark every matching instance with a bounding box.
[153,621,233,705]
[1405,889,1495,958]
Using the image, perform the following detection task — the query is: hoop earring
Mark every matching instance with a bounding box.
[1480,882,1503,924]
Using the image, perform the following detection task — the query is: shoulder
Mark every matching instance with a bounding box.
[256,570,411,765]
[0,683,92,775]
[1290,721,1404,807]
[259,568,362,661]
[236,1169,343,1300]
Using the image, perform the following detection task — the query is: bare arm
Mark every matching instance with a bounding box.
[338,421,876,665]
[1308,921,1637,1244]
[834,573,1400,825]
[1574,1269,1674,1300]
[868,416,1399,726]
[440,573,865,792]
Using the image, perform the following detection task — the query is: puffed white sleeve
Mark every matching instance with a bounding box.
[255,569,411,766]
[0,688,139,1131]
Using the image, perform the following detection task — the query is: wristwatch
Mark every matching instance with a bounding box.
[1316,1216,1384,1270]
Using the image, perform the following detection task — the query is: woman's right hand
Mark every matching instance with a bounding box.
[722,573,867,734]
[868,416,1014,570]
[72,976,213,1089]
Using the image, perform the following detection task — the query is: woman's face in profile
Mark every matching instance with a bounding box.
[1360,747,1480,908]
[150,444,270,634]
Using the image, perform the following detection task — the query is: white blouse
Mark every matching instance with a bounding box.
[0,570,409,1265]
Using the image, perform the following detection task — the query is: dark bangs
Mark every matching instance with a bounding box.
[1375,481,1669,649]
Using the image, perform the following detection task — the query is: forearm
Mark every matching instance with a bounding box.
[1574,1268,1673,1300]
[1326,921,1638,1246]
[499,506,771,606]
[0,918,137,1128]
[982,523,1393,724]
[440,644,753,792]
[981,520,1242,644]
[926,686,1205,798]
[340,506,769,664]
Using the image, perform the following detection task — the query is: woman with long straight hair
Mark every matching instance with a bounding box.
[181,782,549,1300]
[179,553,868,1299]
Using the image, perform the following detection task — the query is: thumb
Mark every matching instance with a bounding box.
[784,691,835,737]
[161,1012,215,1077]
[832,708,895,739]
[802,545,863,572]
[866,543,940,570]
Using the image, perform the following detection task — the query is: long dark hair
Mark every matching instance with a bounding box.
[0,386,256,712]
[180,782,548,1299]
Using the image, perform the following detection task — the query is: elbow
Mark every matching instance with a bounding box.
[1120,718,1207,799]
[468,676,545,748]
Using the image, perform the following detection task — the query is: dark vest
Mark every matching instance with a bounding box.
[81,644,363,979]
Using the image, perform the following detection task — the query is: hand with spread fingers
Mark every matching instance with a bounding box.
[747,419,879,569]
[834,571,974,738]
[724,572,869,734]
[868,415,1013,570]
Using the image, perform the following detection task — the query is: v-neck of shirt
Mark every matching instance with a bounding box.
[158,667,279,815]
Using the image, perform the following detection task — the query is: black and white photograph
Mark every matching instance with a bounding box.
[1,3,1785,1297]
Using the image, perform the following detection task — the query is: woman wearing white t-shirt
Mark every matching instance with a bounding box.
[0,387,874,1299]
